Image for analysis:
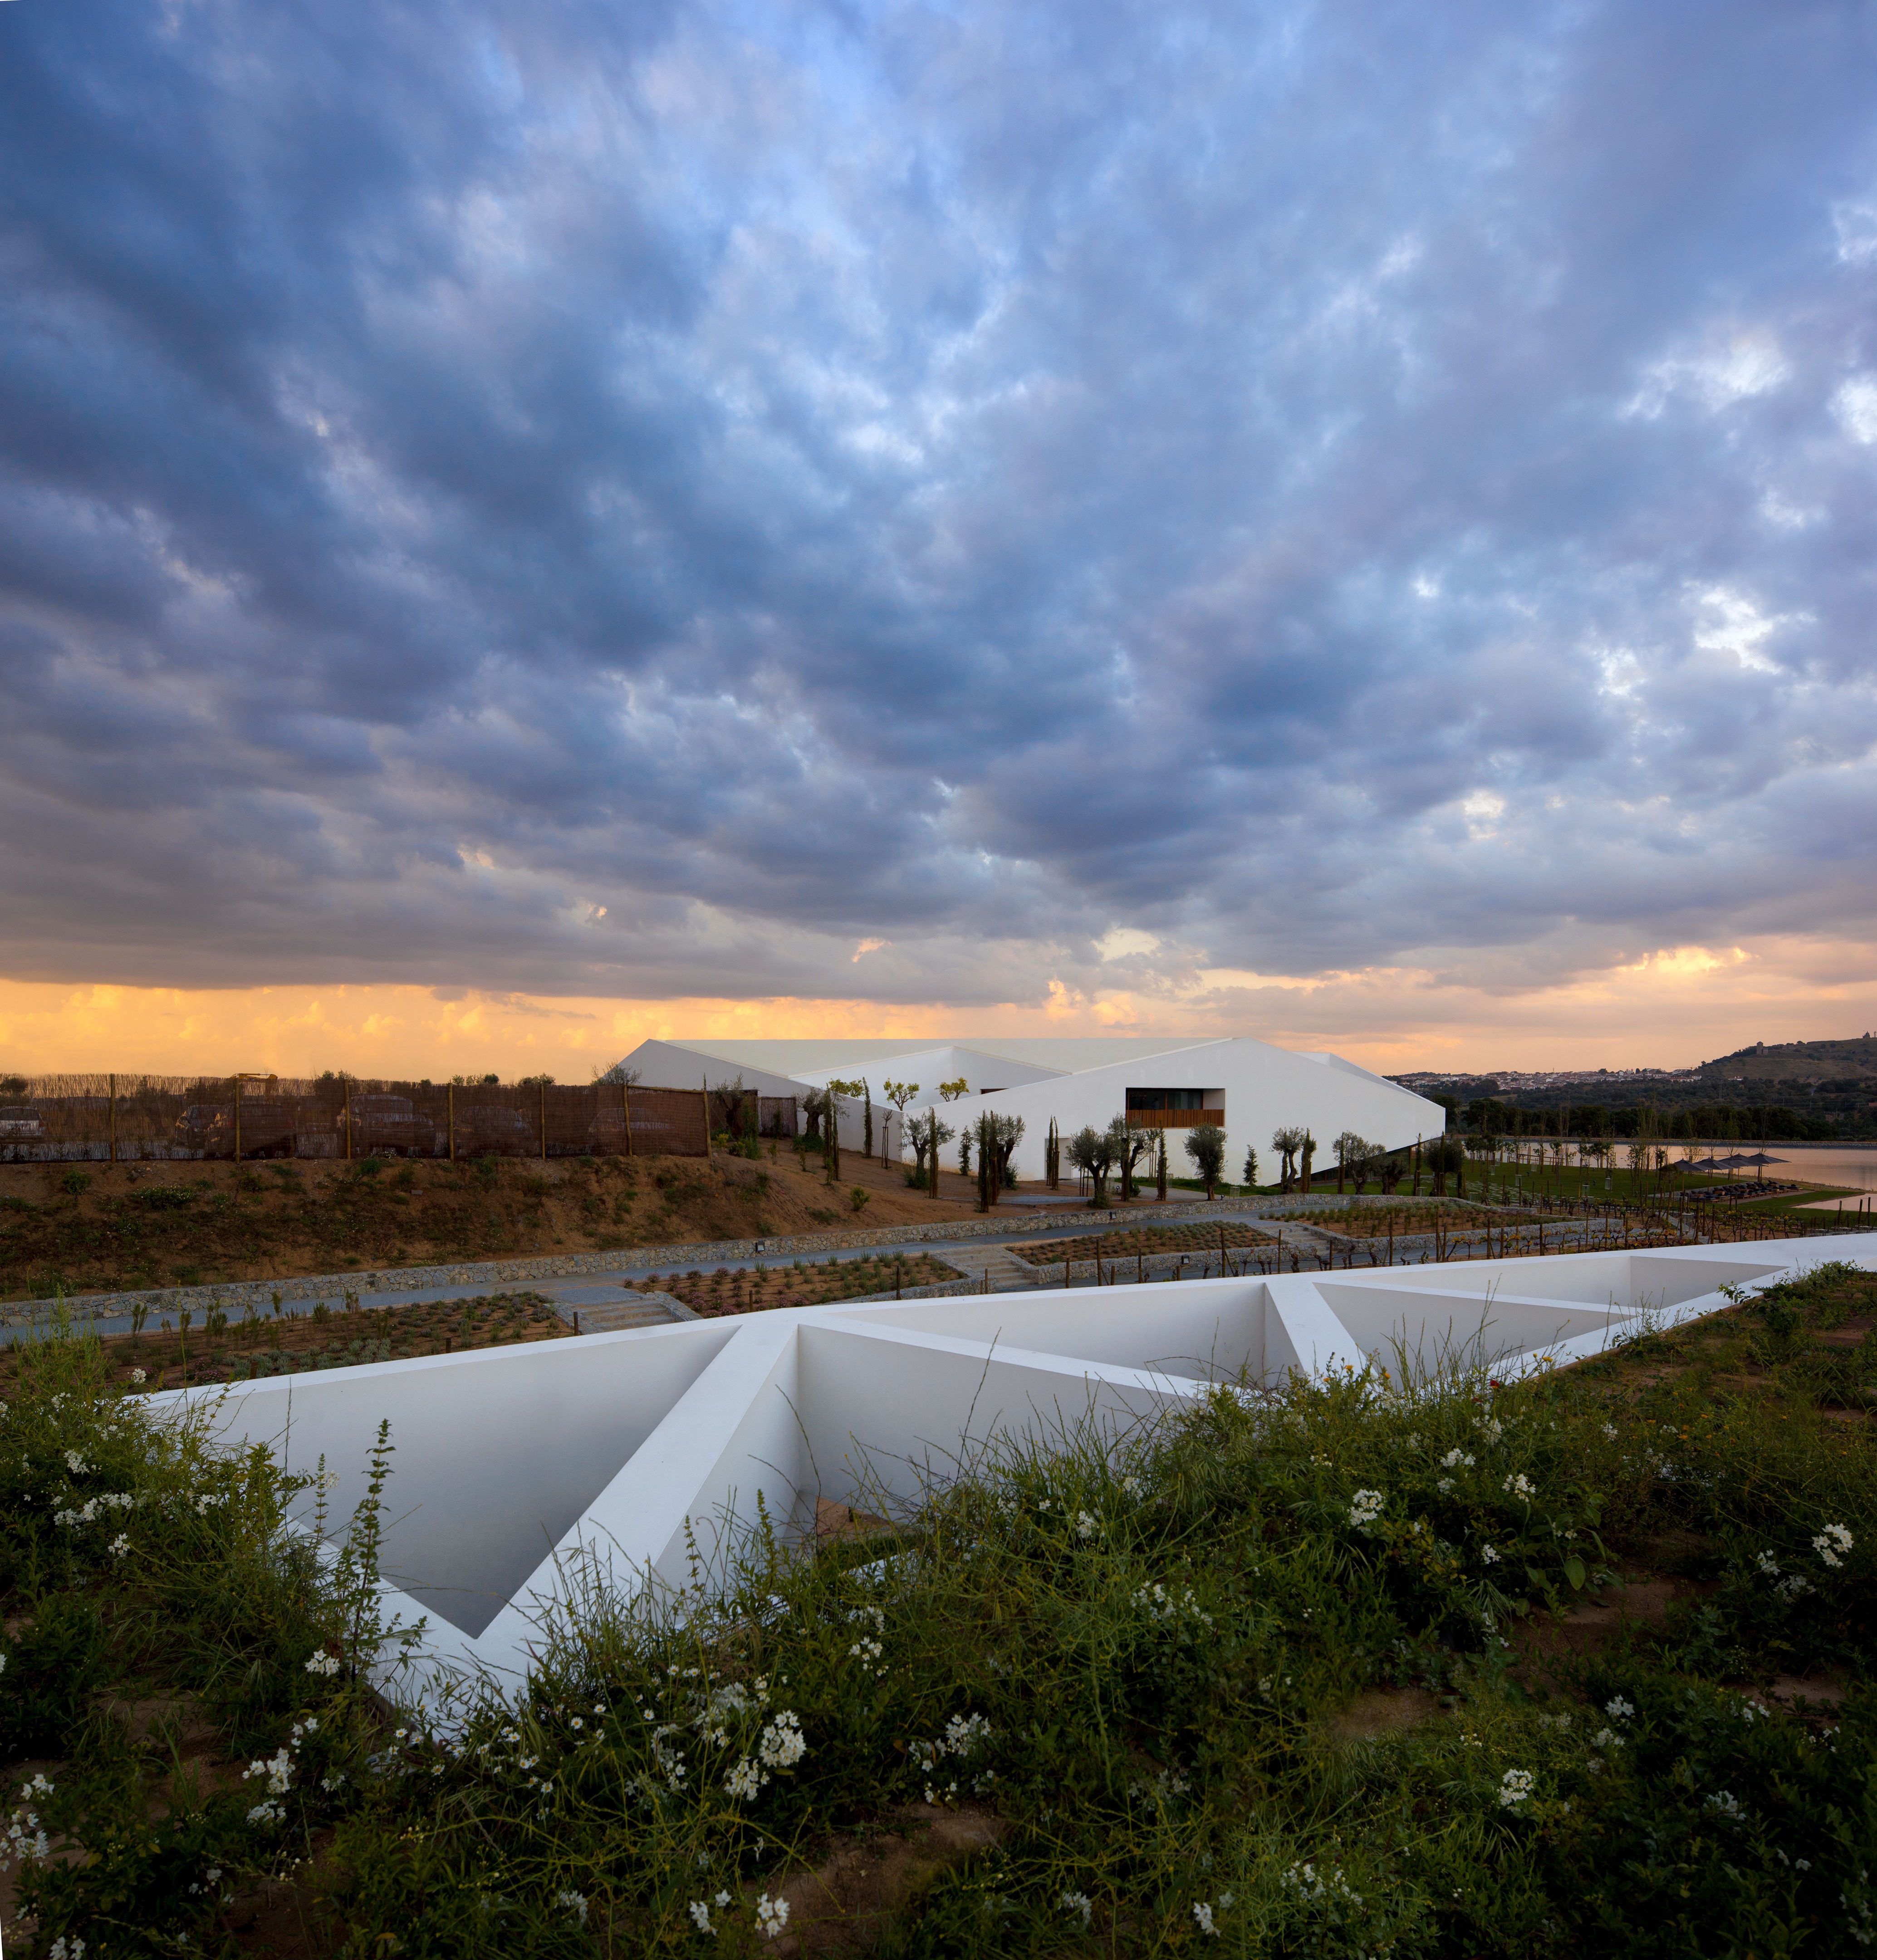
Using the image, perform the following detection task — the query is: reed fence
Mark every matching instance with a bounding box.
[0,1074,716,1163]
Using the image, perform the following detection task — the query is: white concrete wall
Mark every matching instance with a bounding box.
[155,1231,1877,1714]
[620,1034,1443,1177]
[616,1038,901,1158]
[976,1036,1446,1184]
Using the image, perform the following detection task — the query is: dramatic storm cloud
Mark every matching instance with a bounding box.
[3,0,1875,1020]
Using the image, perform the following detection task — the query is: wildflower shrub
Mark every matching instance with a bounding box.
[1,1261,1875,1954]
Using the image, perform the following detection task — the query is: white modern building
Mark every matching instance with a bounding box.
[612,1034,1447,1181]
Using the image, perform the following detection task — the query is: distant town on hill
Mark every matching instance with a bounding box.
[1390,1034,1877,1140]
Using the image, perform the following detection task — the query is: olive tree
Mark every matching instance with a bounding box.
[1066,1123,1114,1207]
[1104,1115,1151,1200]
[1271,1126,1305,1193]
[978,1112,1025,1208]
[905,1110,955,1190]
[881,1078,921,1166]
[1184,1122,1227,1199]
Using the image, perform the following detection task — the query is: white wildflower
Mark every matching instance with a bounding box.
[304,1648,343,1676]
[758,1710,806,1771]
[1348,1489,1385,1528]
[725,1758,765,1800]
[1441,1449,1475,1469]
[556,1889,588,1925]
[1498,1768,1535,1808]
[1192,1900,1218,1936]
[1814,1524,1854,1568]
[1705,1790,1745,1821]
[1481,1545,1500,1564]
[942,1712,993,1756]
[1590,1727,1624,1751]
[1062,1891,1093,1926]
[1075,1509,1098,1540]
[755,1892,789,1939]
[1437,1477,1455,1494]
[1602,1422,1618,1439]
[1605,1695,1635,1720]
[688,1897,716,1934]
[242,1748,292,1796]
[130,1368,147,1385]
[109,1533,131,1559]
[1478,1417,1505,1442]
[1503,1473,1534,1501]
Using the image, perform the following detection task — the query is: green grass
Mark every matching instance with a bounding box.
[5,1269,1877,1954]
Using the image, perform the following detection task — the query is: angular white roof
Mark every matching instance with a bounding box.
[639,1034,1244,1079]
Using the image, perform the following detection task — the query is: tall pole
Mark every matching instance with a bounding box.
[541,1082,548,1164]
[109,1073,117,1166]
[448,1084,455,1163]
[622,1075,632,1158]
[344,1078,352,1163]
[234,1075,242,1165]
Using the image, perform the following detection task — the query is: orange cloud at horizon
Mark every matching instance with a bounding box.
[0,936,1871,1080]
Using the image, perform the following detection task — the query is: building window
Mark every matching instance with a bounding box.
[1126,1088,1206,1112]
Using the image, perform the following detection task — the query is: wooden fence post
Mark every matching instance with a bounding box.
[540,1082,548,1163]
[344,1079,352,1162]
[109,1073,117,1165]
[622,1077,633,1157]
[234,1075,242,1165]
[448,1084,455,1163]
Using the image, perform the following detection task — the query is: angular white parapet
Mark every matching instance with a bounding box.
[153,1232,1874,1705]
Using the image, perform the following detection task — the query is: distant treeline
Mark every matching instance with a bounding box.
[1430,1095,1863,1142]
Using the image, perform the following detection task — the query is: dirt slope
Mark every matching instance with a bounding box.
[0,1144,987,1300]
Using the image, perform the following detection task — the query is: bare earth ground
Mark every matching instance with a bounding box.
[0,1148,993,1301]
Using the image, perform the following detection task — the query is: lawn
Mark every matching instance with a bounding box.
[4,1262,1877,1955]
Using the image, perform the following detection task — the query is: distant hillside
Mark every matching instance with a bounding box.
[1392,1034,1877,1139]
[1697,1034,1877,1085]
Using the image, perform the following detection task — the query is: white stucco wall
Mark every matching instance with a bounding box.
[615,1034,1445,1181]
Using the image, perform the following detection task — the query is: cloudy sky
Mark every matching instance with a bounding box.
[3,0,1875,1077]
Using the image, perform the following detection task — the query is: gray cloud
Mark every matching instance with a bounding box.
[1,0,1875,1010]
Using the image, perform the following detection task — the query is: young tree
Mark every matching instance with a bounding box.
[1271,1126,1304,1193]
[937,1078,970,1102]
[1066,1123,1114,1207]
[958,1127,972,1179]
[904,1110,955,1190]
[1297,1130,1317,1195]
[1333,1129,1367,1195]
[862,1079,873,1160]
[1107,1115,1149,1200]
[710,1074,751,1137]
[984,1112,1026,1196]
[1184,1122,1227,1199]
[881,1078,921,1165]
[1156,1127,1169,1201]
[1241,1143,1259,1190]
[823,1078,868,1181]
